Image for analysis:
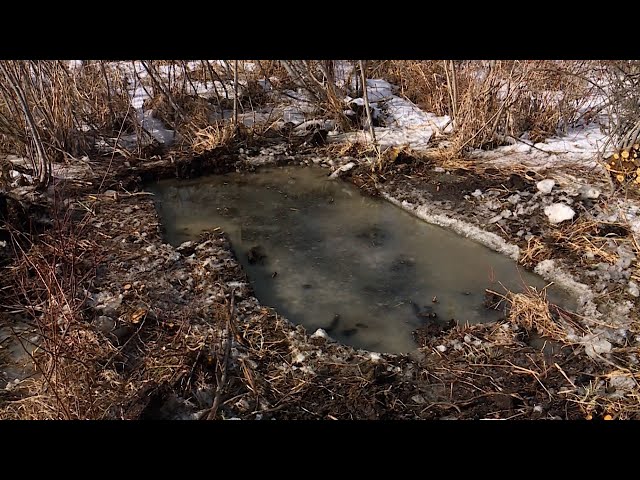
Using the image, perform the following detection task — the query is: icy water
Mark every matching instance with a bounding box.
[148,165,573,354]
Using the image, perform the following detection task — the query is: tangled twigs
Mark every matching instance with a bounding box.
[205,289,235,420]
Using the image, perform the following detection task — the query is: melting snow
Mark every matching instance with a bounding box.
[544,203,576,224]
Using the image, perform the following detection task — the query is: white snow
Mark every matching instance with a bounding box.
[292,351,306,363]
[312,328,330,339]
[471,122,610,176]
[329,162,355,179]
[334,78,451,150]
[536,179,555,194]
[544,203,575,224]
[533,260,596,315]
[116,65,176,148]
[369,352,382,362]
[578,185,601,199]
[583,334,612,359]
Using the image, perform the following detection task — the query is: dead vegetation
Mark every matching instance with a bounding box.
[373,60,596,155]
[2,59,640,420]
[0,59,630,188]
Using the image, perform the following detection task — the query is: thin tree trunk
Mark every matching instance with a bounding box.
[444,60,458,129]
[358,60,379,156]
[233,60,238,128]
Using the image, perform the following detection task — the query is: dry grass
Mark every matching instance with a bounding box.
[519,236,552,268]
[0,202,233,419]
[0,61,134,184]
[373,60,597,156]
[321,140,380,159]
[505,286,568,341]
[188,123,237,154]
[487,283,586,345]
[549,219,630,266]
[0,205,120,419]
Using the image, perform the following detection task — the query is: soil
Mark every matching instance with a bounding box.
[0,143,637,420]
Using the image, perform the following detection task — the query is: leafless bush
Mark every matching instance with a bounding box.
[0,61,134,187]
[0,202,121,419]
[599,61,640,152]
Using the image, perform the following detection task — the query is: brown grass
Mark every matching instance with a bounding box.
[373,60,597,155]
[505,286,568,341]
[189,123,237,154]
[519,236,552,268]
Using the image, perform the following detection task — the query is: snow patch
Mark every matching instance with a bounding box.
[329,162,355,179]
[536,179,555,194]
[544,203,575,224]
[583,333,612,360]
[312,328,330,340]
[369,352,382,362]
[578,185,601,200]
[533,259,596,316]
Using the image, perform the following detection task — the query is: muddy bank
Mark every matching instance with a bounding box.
[1,146,638,419]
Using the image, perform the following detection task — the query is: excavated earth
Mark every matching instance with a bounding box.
[1,143,638,420]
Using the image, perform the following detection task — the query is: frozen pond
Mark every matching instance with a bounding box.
[148,165,573,353]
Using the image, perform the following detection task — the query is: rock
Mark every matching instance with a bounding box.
[471,189,483,198]
[544,203,575,224]
[434,167,445,173]
[536,179,555,194]
[627,281,639,298]
[578,185,601,200]
[435,345,447,353]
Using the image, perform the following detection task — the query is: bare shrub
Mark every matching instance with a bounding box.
[0,61,134,187]
[0,205,120,419]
